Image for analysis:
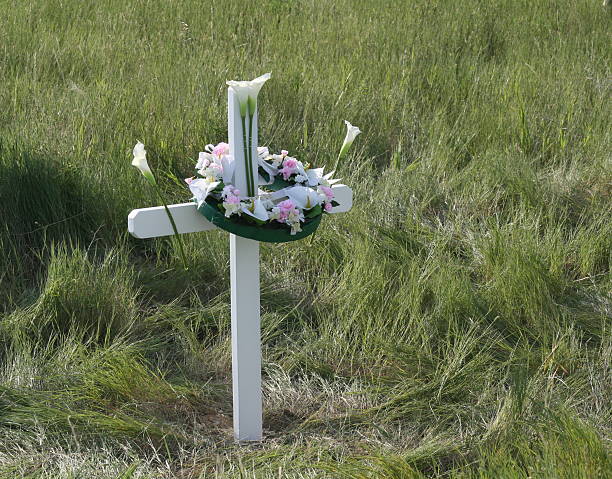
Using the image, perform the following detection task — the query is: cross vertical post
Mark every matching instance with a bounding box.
[230,234,262,441]
[227,86,264,441]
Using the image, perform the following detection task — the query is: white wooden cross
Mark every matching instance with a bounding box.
[127,86,353,442]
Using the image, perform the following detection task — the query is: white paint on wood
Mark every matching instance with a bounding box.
[127,202,217,239]
[230,234,262,441]
[329,184,352,214]
[128,184,353,239]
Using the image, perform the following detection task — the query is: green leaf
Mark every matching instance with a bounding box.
[258,167,271,183]
[305,204,322,218]
[268,176,293,191]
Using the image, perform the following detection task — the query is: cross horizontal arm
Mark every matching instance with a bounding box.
[128,184,352,239]
[328,184,352,214]
[128,202,217,239]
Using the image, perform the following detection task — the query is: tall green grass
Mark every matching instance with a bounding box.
[0,0,610,477]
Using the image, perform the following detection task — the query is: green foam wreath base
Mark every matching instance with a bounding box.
[197,198,322,243]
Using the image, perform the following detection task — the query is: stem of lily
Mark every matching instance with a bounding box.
[333,152,343,172]
[248,106,255,199]
[154,187,189,271]
[333,143,351,172]
[241,114,253,197]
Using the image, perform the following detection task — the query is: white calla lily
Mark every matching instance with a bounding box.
[268,187,292,202]
[189,178,220,207]
[242,198,269,221]
[226,73,272,198]
[226,72,272,117]
[333,120,362,170]
[131,141,188,269]
[132,142,156,185]
[339,120,361,158]
[226,81,249,117]
[257,154,277,183]
[286,185,322,210]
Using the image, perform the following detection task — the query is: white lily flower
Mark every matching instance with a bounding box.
[286,185,322,210]
[269,207,281,221]
[198,160,224,180]
[339,120,361,159]
[305,168,324,186]
[242,198,269,221]
[189,178,220,207]
[257,146,270,159]
[226,72,272,117]
[268,187,292,202]
[132,142,156,185]
[222,200,242,217]
[258,154,277,182]
[322,170,342,185]
[295,160,307,178]
[196,151,213,170]
[221,155,235,185]
[255,146,278,183]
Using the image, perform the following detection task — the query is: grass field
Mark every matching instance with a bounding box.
[1,0,611,477]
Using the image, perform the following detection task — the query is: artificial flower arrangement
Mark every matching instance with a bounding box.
[184,143,346,241]
[132,73,361,244]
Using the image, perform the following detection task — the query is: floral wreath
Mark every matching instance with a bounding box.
[184,142,346,242]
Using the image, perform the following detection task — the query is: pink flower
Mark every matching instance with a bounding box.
[320,186,334,201]
[277,199,297,221]
[225,194,240,204]
[212,142,230,157]
[280,166,294,180]
[184,177,194,184]
[280,158,299,180]
[281,150,288,156]
[222,185,241,199]
[324,202,332,212]
[283,158,297,169]
[278,199,295,211]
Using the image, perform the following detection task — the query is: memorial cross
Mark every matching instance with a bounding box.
[127,86,353,442]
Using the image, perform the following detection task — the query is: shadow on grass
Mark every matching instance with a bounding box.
[0,141,111,310]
